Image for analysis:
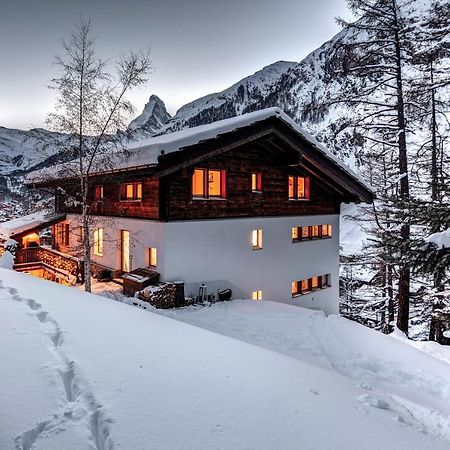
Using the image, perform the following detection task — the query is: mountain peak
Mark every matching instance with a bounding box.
[128,95,171,132]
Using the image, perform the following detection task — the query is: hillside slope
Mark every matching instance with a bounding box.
[2,269,450,449]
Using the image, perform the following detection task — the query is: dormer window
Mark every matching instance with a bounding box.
[288,176,310,200]
[251,173,262,192]
[121,182,142,201]
[192,168,226,199]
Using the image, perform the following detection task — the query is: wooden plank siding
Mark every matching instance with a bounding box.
[160,142,341,221]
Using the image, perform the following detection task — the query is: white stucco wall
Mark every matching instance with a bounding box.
[65,214,340,315]
[163,215,340,315]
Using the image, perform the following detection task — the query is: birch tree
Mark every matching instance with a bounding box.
[47,20,151,292]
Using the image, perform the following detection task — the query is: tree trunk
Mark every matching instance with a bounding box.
[393,4,410,334]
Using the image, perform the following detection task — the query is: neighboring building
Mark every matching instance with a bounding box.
[25,108,374,314]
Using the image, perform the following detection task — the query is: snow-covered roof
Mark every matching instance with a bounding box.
[0,211,65,239]
[27,107,373,194]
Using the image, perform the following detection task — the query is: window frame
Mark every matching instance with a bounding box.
[93,227,104,257]
[120,182,143,202]
[288,176,310,201]
[192,168,227,200]
[252,290,263,300]
[292,274,331,298]
[292,224,333,243]
[251,172,263,193]
[149,247,158,268]
[94,185,104,202]
[252,229,263,250]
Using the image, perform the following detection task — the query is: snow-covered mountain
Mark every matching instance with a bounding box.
[128,94,171,132]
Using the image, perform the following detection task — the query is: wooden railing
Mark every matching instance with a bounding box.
[14,247,84,284]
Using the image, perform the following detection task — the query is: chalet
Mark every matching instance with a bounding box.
[21,107,373,314]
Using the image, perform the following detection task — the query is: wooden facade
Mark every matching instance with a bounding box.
[47,116,372,222]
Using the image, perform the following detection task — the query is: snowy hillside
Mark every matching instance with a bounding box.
[2,269,450,449]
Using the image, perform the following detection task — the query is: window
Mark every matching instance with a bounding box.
[192,168,226,199]
[251,173,262,192]
[149,247,157,267]
[55,223,69,246]
[288,176,310,200]
[252,290,263,300]
[94,185,103,201]
[322,224,332,237]
[121,182,142,201]
[292,274,331,297]
[292,224,332,242]
[252,229,263,250]
[94,228,103,256]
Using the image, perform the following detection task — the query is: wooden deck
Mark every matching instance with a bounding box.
[13,247,84,284]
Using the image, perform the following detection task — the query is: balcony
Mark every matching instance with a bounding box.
[13,246,84,285]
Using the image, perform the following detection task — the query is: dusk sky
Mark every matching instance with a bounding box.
[0,0,352,130]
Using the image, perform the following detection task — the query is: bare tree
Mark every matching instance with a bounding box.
[46,19,151,292]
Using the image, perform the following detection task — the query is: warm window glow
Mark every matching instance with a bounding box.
[94,228,103,256]
[311,276,320,289]
[208,170,222,197]
[302,227,310,239]
[149,247,157,267]
[94,185,103,200]
[288,176,295,198]
[312,225,320,238]
[292,227,299,240]
[252,229,263,249]
[192,168,226,199]
[292,274,331,297]
[301,279,309,293]
[288,176,310,200]
[322,224,332,237]
[122,182,142,201]
[252,290,263,300]
[252,173,262,192]
[192,169,205,197]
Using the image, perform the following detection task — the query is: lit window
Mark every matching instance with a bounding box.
[252,290,263,300]
[121,182,142,201]
[292,227,299,241]
[322,224,332,237]
[252,229,263,250]
[192,168,226,199]
[94,228,103,256]
[288,176,310,200]
[292,274,331,297]
[312,225,320,238]
[301,279,310,293]
[192,169,205,197]
[311,276,320,289]
[94,185,103,201]
[149,247,157,267]
[302,227,310,239]
[252,173,262,192]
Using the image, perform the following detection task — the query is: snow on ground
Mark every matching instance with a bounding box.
[2,269,450,449]
[426,228,450,249]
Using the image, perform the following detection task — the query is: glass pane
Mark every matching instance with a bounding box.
[208,170,222,196]
[291,281,298,295]
[297,177,305,198]
[302,227,310,239]
[150,248,157,266]
[136,183,142,199]
[121,230,130,272]
[126,184,133,199]
[301,279,309,292]
[311,276,319,289]
[292,227,298,240]
[288,176,295,198]
[192,169,205,196]
[312,225,319,237]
